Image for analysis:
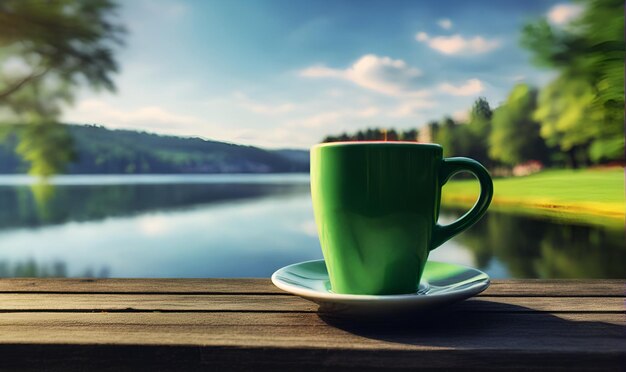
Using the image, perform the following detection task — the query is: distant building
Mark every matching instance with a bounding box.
[418,122,437,143]
[513,160,544,177]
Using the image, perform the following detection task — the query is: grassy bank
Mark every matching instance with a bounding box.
[442,168,625,224]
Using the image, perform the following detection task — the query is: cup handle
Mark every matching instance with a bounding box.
[431,157,493,250]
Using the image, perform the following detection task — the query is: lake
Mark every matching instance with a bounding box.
[0,174,623,279]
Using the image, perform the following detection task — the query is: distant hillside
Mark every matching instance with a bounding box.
[0,125,309,174]
[272,149,310,164]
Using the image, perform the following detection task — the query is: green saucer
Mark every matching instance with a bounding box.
[271,260,490,316]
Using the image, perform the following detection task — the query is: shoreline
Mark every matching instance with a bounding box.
[443,194,624,219]
[442,194,625,226]
[442,168,625,225]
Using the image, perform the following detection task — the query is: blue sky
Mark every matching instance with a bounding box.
[62,0,583,149]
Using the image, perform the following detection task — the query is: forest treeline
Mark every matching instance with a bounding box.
[0,125,309,174]
[324,0,624,169]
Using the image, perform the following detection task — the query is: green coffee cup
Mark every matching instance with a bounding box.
[311,142,493,295]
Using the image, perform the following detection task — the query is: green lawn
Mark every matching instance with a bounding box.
[442,168,625,224]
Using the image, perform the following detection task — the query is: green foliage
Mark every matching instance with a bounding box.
[320,2,625,169]
[0,0,124,108]
[433,117,458,157]
[0,259,68,278]
[400,129,418,141]
[323,127,412,142]
[468,97,492,139]
[489,84,549,166]
[321,98,494,166]
[0,0,124,175]
[521,0,624,163]
[533,76,600,166]
[454,207,626,278]
[464,97,493,166]
[15,123,75,177]
[322,116,488,162]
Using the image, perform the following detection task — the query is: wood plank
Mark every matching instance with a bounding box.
[0,294,622,313]
[486,280,626,297]
[0,278,622,371]
[1,344,623,372]
[0,278,624,296]
[0,293,310,312]
[0,278,280,294]
[0,312,622,350]
[0,312,623,371]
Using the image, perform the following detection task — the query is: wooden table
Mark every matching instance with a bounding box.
[0,279,624,371]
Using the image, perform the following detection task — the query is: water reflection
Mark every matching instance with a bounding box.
[0,259,68,277]
[0,176,319,278]
[0,179,310,228]
[0,176,623,279]
[452,209,626,279]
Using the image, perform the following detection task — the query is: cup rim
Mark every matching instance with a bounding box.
[312,141,443,149]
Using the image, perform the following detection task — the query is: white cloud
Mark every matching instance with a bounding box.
[228,126,318,149]
[416,32,429,42]
[294,111,344,128]
[233,92,295,115]
[65,99,213,137]
[325,88,345,98]
[359,106,380,118]
[438,79,484,96]
[246,102,295,115]
[300,65,344,79]
[300,54,426,96]
[415,33,500,55]
[288,106,381,128]
[390,100,437,118]
[547,3,584,25]
[438,18,453,30]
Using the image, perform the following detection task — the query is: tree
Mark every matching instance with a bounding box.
[453,124,477,157]
[521,0,624,164]
[0,0,124,176]
[468,97,492,139]
[466,97,493,165]
[489,84,549,166]
[434,117,468,157]
[385,129,399,141]
[533,76,599,167]
[400,129,418,141]
[16,122,75,177]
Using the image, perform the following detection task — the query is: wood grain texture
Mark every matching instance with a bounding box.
[0,294,622,312]
[0,279,623,371]
[0,278,624,296]
[0,278,280,294]
[0,312,623,350]
[0,312,623,371]
[1,344,623,372]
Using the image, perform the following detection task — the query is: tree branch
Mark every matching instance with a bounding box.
[0,68,49,102]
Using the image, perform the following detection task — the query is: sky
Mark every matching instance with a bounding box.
[62,0,583,149]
